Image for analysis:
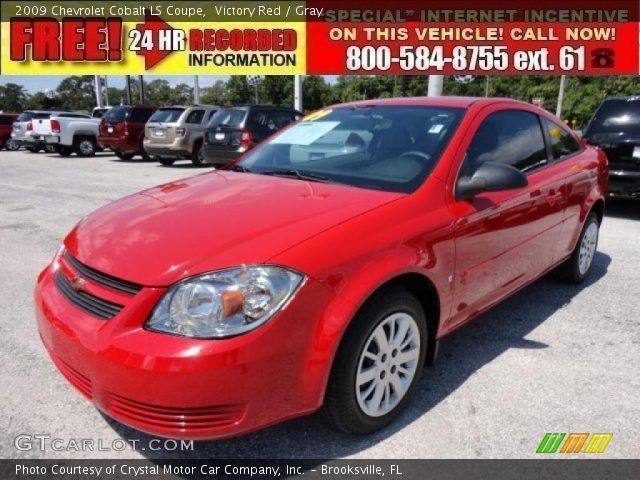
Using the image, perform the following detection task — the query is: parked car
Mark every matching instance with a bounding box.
[202,105,302,167]
[35,97,607,440]
[98,105,157,160]
[143,105,220,166]
[12,111,66,152]
[0,113,18,150]
[34,112,102,157]
[584,96,640,198]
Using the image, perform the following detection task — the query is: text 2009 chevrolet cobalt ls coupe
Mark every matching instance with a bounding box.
[35,97,608,439]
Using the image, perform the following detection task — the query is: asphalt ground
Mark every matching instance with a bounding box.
[1,149,638,459]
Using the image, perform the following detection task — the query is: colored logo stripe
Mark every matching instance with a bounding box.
[537,433,613,454]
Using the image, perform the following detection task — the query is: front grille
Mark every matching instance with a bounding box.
[54,271,123,320]
[107,393,245,431]
[64,253,142,295]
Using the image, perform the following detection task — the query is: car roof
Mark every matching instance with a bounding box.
[334,96,531,109]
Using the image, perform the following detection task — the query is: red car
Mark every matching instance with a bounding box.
[98,105,156,160]
[0,113,18,149]
[35,97,607,440]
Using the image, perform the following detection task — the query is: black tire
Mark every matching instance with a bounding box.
[555,212,600,284]
[73,136,97,157]
[140,148,151,161]
[158,157,175,166]
[6,139,20,151]
[115,152,134,161]
[191,142,204,166]
[56,146,73,156]
[26,145,41,153]
[324,287,427,435]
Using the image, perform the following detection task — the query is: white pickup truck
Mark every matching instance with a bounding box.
[33,112,102,157]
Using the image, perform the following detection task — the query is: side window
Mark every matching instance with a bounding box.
[267,111,295,130]
[130,108,154,123]
[206,109,218,122]
[463,110,548,176]
[544,118,581,160]
[249,111,271,135]
[185,110,205,124]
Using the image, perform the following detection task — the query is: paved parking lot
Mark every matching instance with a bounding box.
[1,150,639,460]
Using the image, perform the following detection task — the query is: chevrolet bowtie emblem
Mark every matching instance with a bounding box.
[70,276,88,292]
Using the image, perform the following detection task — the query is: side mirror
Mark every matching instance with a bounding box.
[456,162,528,200]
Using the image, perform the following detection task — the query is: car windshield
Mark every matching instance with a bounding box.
[17,112,35,122]
[208,108,246,128]
[586,98,640,135]
[149,108,185,123]
[103,107,129,122]
[237,105,464,193]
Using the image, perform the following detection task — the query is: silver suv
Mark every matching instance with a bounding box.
[143,105,220,166]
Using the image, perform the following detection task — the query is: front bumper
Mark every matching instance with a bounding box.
[609,170,640,198]
[34,258,338,439]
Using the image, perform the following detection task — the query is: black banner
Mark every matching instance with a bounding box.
[2,459,639,480]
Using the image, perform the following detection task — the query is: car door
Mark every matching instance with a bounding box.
[541,117,593,259]
[448,107,566,328]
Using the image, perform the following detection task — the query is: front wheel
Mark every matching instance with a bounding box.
[26,145,41,153]
[324,287,427,434]
[556,212,600,284]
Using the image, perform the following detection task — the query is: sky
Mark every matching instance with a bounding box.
[0,75,339,93]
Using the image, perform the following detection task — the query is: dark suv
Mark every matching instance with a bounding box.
[98,105,157,160]
[584,96,640,198]
[202,106,302,167]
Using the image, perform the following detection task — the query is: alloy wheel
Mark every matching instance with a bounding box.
[355,312,421,418]
[578,221,598,275]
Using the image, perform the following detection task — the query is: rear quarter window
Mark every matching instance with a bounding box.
[544,118,581,160]
[185,110,205,124]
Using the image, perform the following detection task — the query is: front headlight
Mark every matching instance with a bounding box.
[146,265,305,339]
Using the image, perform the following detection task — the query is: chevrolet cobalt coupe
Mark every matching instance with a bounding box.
[35,97,607,439]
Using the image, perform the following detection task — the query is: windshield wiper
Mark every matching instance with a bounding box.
[228,164,251,172]
[259,169,332,183]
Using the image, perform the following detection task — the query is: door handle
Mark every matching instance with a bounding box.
[545,190,563,206]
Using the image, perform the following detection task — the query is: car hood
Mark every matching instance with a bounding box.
[65,171,402,286]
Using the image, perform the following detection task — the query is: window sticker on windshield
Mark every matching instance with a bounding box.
[271,121,340,145]
[303,109,332,122]
[429,124,444,134]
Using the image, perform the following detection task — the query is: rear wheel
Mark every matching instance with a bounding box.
[158,157,175,166]
[5,139,19,151]
[73,136,97,157]
[556,212,600,284]
[325,287,427,434]
[115,152,134,161]
[191,142,205,166]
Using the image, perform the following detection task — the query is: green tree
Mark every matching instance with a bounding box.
[302,75,331,111]
[0,83,29,112]
[200,80,227,105]
[56,76,96,111]
[227,76,252,105]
